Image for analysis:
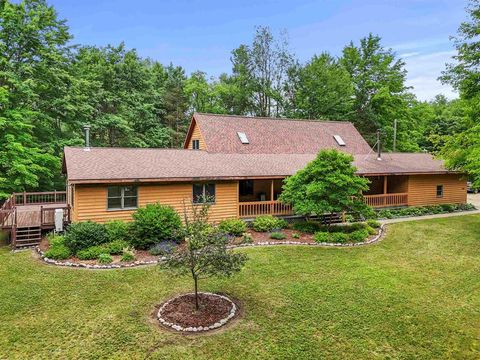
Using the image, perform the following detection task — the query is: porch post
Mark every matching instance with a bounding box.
[383,176,388,206]
[270,180,274,214]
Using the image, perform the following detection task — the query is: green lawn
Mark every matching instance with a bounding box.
[1,216,479,359]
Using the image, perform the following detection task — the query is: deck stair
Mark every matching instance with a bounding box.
[0,191,69,249]
[14,226,42,248]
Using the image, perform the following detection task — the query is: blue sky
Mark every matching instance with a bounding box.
[49,0,468,101]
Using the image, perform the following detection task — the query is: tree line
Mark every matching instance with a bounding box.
[0,0,478,198]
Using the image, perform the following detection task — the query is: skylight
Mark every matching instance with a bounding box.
[333,135,346,146]
[237,132,249,144]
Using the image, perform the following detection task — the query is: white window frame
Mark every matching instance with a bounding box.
[107,186,138,210]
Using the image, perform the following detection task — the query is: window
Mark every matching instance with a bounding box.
[436,185,444,198]
[107,186,138,210]
[333,135,346,146]
[237,132,249,144]
[192,139,200,150]
[239,180,254,196]
[193,183,216,203]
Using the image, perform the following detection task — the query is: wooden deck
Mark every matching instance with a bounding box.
[0,191,70,249]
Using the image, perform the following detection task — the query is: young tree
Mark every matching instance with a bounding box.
[161,199,247,310]
[279,150,372,223]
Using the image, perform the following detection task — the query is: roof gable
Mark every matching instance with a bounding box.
[190,113,372,154]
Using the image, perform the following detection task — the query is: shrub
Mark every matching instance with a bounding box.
[253,215,287,232]
[103,240,129,255]
[218,218,247,236]
[121,248,135,262]
[131,204,182,250]
[64,221,108,254]
[366,219,381,228]
[330,232,349,243]
[105,220,130,242]
[241,232,253,244]
[313,232,330,243]
[47,233,65,247]
[366,225,377,235]
[76,245,105,260]
[44,244,72,260]
[270,232,286,240]
[148,240,178,256]
[292,233,300,239]
[292,221,322,234]
[97,253,113,264]
[349,229,369,242]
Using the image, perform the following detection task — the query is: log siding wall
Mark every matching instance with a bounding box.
[186,121,206,150]
[407,174,467,206]
[71,181,238,223]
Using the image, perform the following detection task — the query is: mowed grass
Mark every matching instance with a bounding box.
[1,216,479,359]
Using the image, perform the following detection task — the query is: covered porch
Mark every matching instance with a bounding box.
[363,175,409,207]
[238,179,292,218]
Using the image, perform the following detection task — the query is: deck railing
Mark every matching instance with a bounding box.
[363,193,408,208]
[13,191,67,206]
[239,200,293,218]
[40,205,71,226]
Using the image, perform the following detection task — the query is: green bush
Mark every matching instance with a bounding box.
[313,231,349,243]
[105,220,130,242]
[76,245,104,260]
[292,233,300,239]
[373,203,475,220]
[292,221,322,234]
[47,233,65,247]
[349,229,369,242]
[218,218,247,236]
[131,204,182,250]
[64,221,108,254]
[366,225,377,235]
[330,232,349,243]
[253,215,287,232]
[103,240,129,255]
[97,253,113,264]
[121,248,135,262]
[366,219,381,228]
[44,244,72,260]
[313,232,330,243]
[270,232,286,240]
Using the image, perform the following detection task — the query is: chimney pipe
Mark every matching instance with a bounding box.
[376,129,382,160]
[83,125,91,151]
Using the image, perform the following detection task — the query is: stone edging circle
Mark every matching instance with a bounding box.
[36,247,165,269]
[228,224,386,249]
[35,225,386,269]
[157,292,237,332]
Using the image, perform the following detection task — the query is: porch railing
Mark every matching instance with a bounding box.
[13,191,67,206]
[239,200,293,218]
[363,193,408,208]
[40,205,71,226]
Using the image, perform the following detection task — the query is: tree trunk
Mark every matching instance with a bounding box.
[194,275,199,311]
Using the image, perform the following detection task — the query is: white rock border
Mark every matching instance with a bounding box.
[36,247,166,269]
[157,292,237,332]
[228,224,386,249]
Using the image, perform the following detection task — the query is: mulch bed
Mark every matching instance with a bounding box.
[159,293,233,328]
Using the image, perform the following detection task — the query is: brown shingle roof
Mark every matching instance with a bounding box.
[64,147,453,184]
[186,113,372,154]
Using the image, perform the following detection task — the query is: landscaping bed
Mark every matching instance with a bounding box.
[157,293,237,332]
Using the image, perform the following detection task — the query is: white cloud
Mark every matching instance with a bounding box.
[401,50,458,101]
